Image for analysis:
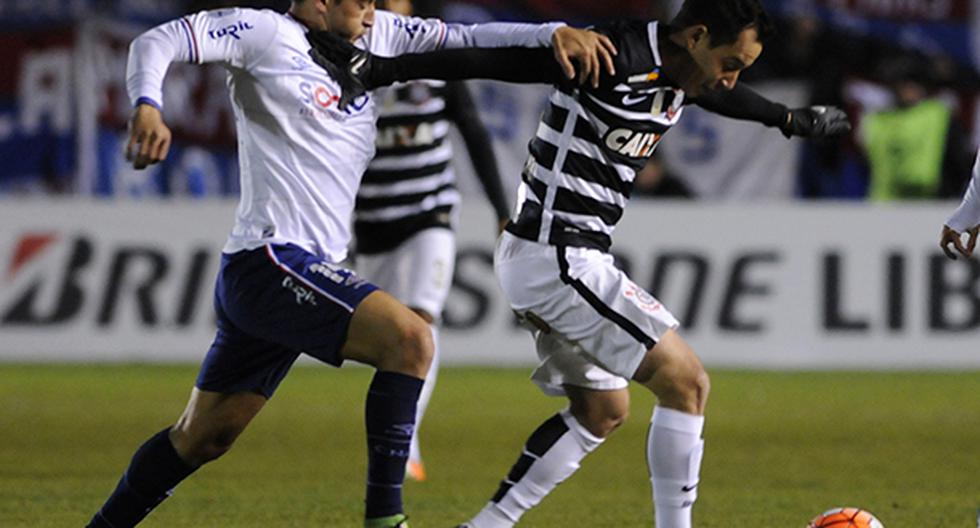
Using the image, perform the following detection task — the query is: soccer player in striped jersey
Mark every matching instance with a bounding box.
[941,149,980,260]
[84,1,611,526]
[307,0,850,525]
[354,0,510,483]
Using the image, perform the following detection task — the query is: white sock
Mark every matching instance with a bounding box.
[467,409,603,528]
[409,324,439,463]
[648,406,705,528]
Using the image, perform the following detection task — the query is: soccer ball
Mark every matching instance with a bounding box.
[807,507,884,528]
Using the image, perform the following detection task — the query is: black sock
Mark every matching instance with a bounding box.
[364,371,424,519]
[87,427,198,528]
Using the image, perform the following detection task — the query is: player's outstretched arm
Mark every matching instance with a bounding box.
[692,83,851,138]
[941,150,980,259]
[307,28,614,107]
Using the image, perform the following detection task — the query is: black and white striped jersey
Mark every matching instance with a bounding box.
[354,80,509,254]
[354,80,458,254]
[508,21,686,253]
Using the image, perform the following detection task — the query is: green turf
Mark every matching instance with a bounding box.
[1,365,978,527]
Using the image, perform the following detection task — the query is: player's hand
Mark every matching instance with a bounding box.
[780,106,851,139]
[306,30,383,109]
[551,27,617,89]
[940,224,980,260]
[125,104,171,170]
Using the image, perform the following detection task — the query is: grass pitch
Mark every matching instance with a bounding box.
[1,365,978,527]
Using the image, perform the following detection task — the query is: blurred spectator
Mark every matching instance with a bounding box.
[859,54,973,200]
[631,158,693,199]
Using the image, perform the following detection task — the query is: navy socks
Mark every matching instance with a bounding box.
[87,427,198,528]
[87,372,422,525]
[364,371,424,519]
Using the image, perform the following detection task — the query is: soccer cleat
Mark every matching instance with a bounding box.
[364,513,409,528]
[406,459,427,482]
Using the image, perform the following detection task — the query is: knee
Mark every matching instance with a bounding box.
[656,365,710,415]
[570,402,629,439]
[587,408,629,438]
[170,425,240,466]
[389,317,434,378]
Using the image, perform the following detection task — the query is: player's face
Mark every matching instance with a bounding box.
[327,0,376,41]
[686,26,762,96]
[379,0,413,16]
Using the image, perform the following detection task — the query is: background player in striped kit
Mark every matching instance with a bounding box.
[306,0,850,525]
[354,0,510,483]
[85,1,612,527]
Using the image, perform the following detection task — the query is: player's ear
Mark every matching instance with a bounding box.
[681,25,709,50]
[309,0,328,14]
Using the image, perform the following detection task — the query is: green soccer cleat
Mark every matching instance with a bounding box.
[364,513,409,528]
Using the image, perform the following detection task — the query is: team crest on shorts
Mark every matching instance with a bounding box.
[624,282,662,313]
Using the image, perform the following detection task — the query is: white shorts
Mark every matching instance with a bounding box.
[356,228,456,318]
[495,232,680,396]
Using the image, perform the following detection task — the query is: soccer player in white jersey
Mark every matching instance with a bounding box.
[941,150,980,259]
[84,2,612,526]
[306,0,850,525]
[354,0,511,483]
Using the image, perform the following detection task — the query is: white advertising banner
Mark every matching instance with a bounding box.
[1,200,977,369]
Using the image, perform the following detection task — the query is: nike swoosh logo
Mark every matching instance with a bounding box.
[621,94,647,106]
[350,55,367,75]
[681,482,698,492]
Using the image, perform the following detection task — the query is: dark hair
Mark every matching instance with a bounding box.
[671,0,775,47]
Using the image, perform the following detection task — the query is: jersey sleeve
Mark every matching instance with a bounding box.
[690,83,789,128]
[126,8,278,109]
[441,20,564,50]
[365,9,562,57]
[946,150,980,232]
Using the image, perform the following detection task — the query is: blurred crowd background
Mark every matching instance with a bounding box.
[2,0,978,201]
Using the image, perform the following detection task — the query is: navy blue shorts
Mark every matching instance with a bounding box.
[196,244,379,398]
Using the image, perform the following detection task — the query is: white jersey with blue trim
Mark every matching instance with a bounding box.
[126,8,562,263]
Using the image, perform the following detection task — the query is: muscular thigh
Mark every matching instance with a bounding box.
[340,289,431,375]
